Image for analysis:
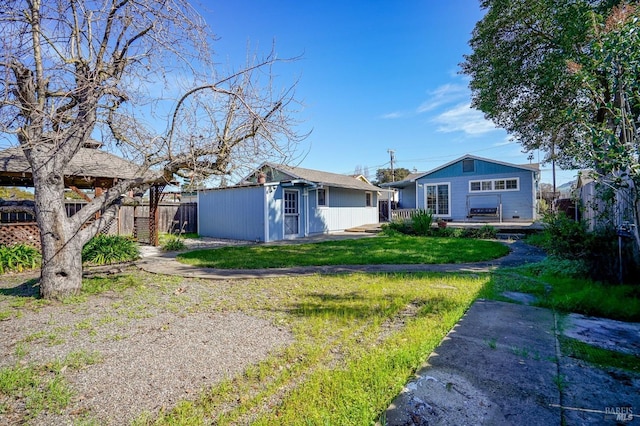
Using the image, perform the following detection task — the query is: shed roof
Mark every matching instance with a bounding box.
[0,146,161,189]
[260,163,382,191]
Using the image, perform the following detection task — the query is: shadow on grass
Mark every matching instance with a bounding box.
[0,278,40,298]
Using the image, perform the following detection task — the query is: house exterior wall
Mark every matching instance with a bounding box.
[307,187,378,234]
[397,186,416,209]
[578,176,635,231]
[404,159,538,221]
[198,186,267,241]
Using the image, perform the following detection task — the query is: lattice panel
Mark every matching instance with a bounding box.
[0,223,41,248]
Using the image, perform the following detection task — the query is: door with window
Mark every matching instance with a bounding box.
[424,183,450,216]
[284,190,299,237]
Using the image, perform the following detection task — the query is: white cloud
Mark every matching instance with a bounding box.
[432,103,498,135]
[380,111,404,119]
[417,84,468,113]
[493,136,516,147]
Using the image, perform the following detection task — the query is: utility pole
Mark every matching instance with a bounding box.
[388,149,396,182]
[551,140,557,212]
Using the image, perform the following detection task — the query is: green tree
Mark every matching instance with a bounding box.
[375,168,411,184]
[0,187,34,200]
[462,0,640,251]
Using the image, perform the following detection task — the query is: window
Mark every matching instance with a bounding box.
[462,159,475,173]
[317,188,327,206]
[469,178,519,192]
[425,183,449,215]
[284,191,298,214]
[365,192,372,207]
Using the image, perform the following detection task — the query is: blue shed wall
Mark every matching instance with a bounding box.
[198,186,266,241]
[267,185,308,240]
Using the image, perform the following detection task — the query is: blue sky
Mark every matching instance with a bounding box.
[202,0,576,186]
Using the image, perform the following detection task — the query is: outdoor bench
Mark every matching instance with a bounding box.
[467,207,499,218]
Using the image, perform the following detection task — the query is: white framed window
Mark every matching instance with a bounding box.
[469,178,519,192]
[317,188,328,206]
[365,192,372,207]
[424,183,450,215]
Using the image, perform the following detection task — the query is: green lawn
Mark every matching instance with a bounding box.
[176,234,510,269]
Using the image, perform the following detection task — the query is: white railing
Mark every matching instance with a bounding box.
[390,209,416,221]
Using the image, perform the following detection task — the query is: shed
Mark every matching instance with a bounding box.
[198,163,382,242]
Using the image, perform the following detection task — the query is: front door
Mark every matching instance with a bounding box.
[284,190,299,237]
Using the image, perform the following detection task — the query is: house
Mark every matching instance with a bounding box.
[198,163,382,242]
[382,155,540,222]
[575,171,635,231]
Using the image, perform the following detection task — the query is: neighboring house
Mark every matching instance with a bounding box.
[382,155,540,222]
[198,163,382,242]
[575,171,635,231]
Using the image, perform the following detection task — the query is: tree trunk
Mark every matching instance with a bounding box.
[33,163,85,300]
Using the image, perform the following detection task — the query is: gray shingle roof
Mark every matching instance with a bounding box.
[0,146,162,188]
[263,163,381,191]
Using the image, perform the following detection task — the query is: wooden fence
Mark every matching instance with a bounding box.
[0,202,197,247]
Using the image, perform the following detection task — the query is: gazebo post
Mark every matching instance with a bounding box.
[149,184,166,246]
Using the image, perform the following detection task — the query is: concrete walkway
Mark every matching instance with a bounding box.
[136,236,640,425]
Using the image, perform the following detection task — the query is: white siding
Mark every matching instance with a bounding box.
[310,207,378,233]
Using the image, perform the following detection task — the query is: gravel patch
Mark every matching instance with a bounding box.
[0,274,292,425]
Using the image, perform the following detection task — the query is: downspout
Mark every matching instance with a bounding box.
[196,190,201,236]
[263,185,269,242]
[303,188,309,237]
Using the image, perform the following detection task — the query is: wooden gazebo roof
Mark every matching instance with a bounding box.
[0,145,170,246]
[0,146,159,189]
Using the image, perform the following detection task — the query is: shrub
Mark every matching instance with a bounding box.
[540,212,590,259]
[0,244,41,274]
[539,212,640,284]
[461,225,497,239]
[411,209,434,236]
[162,236,186,251]
[82,235,139,265]
[383,218,414,235]
[437,227,464,238]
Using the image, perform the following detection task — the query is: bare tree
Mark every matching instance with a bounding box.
[0,0,306,299]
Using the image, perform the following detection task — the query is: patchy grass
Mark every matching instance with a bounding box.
[479,258,640,322]
[135,272,488,425]
[1,269,488,424]
[0,350,101,420]
[559,336,640,373]
[177,234,509,269]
